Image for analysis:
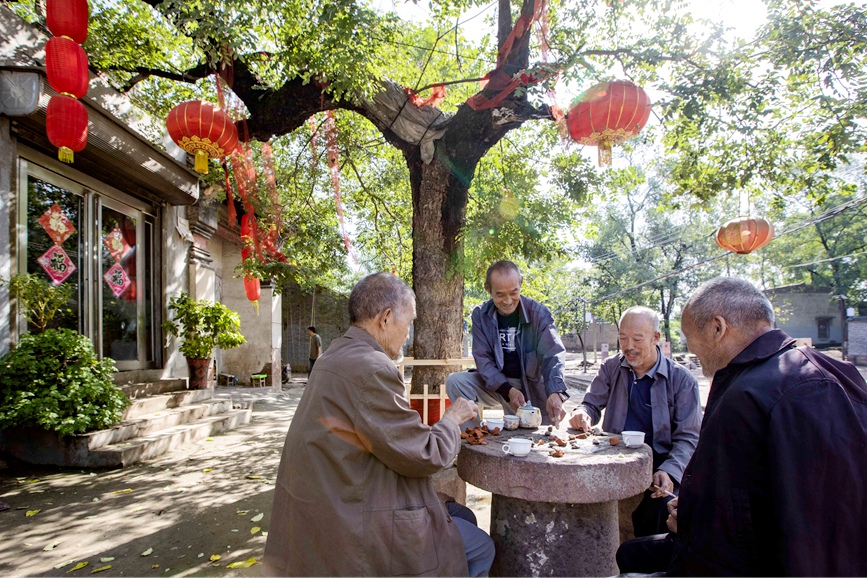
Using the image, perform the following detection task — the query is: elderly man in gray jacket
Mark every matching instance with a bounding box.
[264,273,494,577]
[447,260,570,428]
[569,306,701,537]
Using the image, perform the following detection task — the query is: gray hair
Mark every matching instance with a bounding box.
[683,277,775,330]
[349,272,415,324]
[621,306,660,333]
[485,260,523,289]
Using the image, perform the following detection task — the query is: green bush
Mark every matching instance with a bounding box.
[0,329,129,436]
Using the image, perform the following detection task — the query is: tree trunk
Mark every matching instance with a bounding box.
[409,156,468,394]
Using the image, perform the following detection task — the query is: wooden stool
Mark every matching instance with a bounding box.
[218,374,237,387]
[250,374,267,387]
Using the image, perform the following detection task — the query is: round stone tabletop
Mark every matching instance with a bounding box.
[457,427,653,504]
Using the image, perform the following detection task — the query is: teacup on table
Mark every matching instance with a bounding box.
[485,419,504,431]
[503,415,520,430]
[502,437,532,457]
[621,431,646,447]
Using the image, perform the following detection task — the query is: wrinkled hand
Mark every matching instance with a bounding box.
[507,388,526,412]
[546,393,566,428]
[442,397,478,427]
[568,408,592,432]
[650,470,675,498]
[666,496,678,534]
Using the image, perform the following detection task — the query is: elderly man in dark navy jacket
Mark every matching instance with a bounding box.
[665,277,867,576]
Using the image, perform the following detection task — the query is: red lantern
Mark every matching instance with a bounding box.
[715,217,775,254]
[46,37,89,98]
[46,0,89,44]
[165,101,239,175]
[46,95,88,163]
[566,80,651,166]
[244,275,261,314]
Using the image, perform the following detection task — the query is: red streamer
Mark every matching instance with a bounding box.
[324,111,359,265]
[403,83,446,108]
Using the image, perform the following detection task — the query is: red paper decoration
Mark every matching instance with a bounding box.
[566,80,651,166]
[46,0,89,44]
[244,276,261,302]
[46,95,88,163]
[165,101,239,175]
[46,37,89,98]
[715,217,775,255]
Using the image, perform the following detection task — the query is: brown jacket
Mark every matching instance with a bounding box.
[263,326,468,577]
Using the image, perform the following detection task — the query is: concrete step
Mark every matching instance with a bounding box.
[86,408,253,467]
[122,388,214,420]
[80,399,235,450]
[120,379,189,399]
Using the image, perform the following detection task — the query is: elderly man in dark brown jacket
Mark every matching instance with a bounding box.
[263,272,494,577]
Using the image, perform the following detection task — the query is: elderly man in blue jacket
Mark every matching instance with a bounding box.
[570,306,701,537]
[446,260,570,429]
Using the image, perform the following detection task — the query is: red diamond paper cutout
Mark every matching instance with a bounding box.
[37,204,75,246]
[103,263,131,298]
[102,227,131,263]
[37,245,76,285]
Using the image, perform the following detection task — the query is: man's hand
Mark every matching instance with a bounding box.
[507,388,526,412]
[650,470,675,498]
[666,496,678,534]
[442,397,478,427]
[546,393,566,428]
[568,407,592,432]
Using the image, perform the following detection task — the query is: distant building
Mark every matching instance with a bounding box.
[848,317,867,366]
[765,284,842,346]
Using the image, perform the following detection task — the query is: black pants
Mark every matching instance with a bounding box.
[616,532,675,575]
[309,358,316,372]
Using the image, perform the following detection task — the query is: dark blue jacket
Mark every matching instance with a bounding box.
[668,329,867,576]
[470,295,567,409]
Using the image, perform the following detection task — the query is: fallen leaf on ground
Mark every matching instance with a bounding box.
[27,479,40,484]
[203,468,212,473]
[112,489,133,495]
[99,557,114,563]
[54,559,76,568]
[26,509,41,516]
[210,554,221,562]
[151,565,159,569]
[251,526,261,535]
[226,557,257,569]
[206,438,214,441]
[90,565,111,573]
[245,475,261,480]
[66,562,88,573]
[236,510,249,515]
[44,542,60,551]
[250,513,264,522]
[141,548,153,556]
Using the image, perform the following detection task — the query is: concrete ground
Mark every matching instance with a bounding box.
[1,350,861,577]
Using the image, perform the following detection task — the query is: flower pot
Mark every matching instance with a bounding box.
[186,357,212,389]
[410,398,451,425]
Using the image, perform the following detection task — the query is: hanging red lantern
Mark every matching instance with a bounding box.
[45,37,89,98]
[46,95,88,163]
[244,275,261,315]
[715,216,775,254]
[46,0,89,44]
[165,101,239,175]
[566,80,651,166]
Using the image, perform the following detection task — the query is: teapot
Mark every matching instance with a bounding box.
[516,405,542,429]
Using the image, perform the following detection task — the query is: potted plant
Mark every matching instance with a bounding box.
[163,292,246,389]
[0,274,129,436]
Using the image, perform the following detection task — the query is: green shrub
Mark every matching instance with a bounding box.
[0,329,129,436]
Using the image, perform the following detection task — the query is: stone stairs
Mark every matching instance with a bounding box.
[0,375,253,469]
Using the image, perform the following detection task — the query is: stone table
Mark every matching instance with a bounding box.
[457,427,652,577]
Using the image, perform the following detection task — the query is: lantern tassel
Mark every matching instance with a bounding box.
[597,141,612,167]
[58,146,74,164]
[194,150,210,174]
[252,300,259,316]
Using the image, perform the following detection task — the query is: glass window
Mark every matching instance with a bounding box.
[100,205,138,362]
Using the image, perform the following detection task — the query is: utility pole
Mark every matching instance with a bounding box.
[835,295,848,360]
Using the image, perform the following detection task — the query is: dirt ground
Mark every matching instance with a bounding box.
[1,349,859,577]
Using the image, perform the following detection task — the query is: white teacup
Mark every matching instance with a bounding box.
[622,431,646,447]
[503,415,520,430]
[485,419,505,431]
[502,437,532,457]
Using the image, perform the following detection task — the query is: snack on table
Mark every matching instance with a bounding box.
[609,437,621,446]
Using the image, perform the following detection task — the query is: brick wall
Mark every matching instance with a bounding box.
[282,280,350,372]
